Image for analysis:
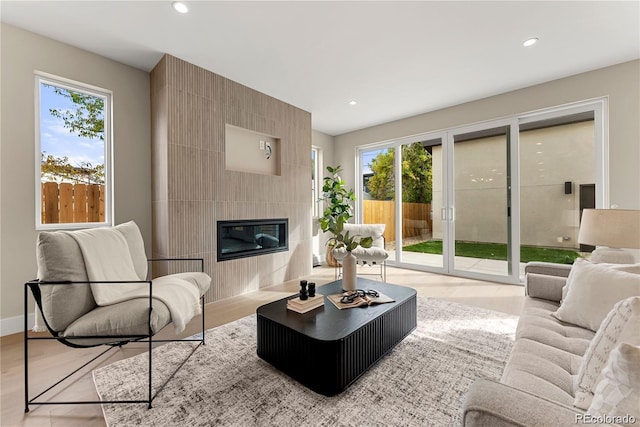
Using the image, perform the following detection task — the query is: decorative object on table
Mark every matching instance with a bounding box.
[327,289,395,310]
[578,209,640,264]
[286,294,324,313]
[308,282,316,297]
[318,165,372,290]
[299,280,308,300]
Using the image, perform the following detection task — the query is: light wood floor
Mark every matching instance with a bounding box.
[1,266,525,427]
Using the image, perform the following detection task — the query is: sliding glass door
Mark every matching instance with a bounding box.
[449,124,516,279]
[357,99,605,284]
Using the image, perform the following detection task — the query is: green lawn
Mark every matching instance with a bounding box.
[402,240,580,264]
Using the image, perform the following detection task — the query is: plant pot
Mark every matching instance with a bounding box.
[326,245,340,267]
[342,251,357,292]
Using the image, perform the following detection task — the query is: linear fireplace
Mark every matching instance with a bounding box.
[217,218,288,261]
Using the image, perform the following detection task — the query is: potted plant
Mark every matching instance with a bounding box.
[319,166,372,290]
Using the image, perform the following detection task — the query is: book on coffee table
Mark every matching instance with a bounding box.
[287,294,324,313]
[327,292,395,310]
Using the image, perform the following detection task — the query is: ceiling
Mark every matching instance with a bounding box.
[2,1,639,136]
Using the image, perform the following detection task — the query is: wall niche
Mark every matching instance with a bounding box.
[225,124,281,176]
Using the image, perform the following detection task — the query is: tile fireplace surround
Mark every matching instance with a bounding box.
[150,54,312,304]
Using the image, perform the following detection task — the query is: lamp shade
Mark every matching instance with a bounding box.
[578,209,640,249]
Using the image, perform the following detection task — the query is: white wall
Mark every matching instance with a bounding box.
[335,61,640,214]
[0,24,151,335]
[311,130,335,264]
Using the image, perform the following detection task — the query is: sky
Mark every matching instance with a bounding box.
[39,82,105,167]
[361,149,387,175]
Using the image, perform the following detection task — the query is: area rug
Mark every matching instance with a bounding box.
[93,297,517,427]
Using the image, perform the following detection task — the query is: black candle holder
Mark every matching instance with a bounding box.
[299,280,308,300]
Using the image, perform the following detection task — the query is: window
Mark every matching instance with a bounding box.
[312,147,321,217]
[35,73,112,229]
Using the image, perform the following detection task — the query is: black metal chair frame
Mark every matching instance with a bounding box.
[24,258,206,413]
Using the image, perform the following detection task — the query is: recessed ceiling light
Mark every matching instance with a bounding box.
[523,37,539,47]
[172,1,188,13]
[349,100,357,105]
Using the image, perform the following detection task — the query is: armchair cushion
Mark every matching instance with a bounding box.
[114,220,148,280]
[343,223,386,249]
[163,272,212,295]
[333,223,389,264]
[36,231,95,332]
[63,297,171,346]
[333,246,389,263]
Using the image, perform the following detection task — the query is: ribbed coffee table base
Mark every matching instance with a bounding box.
[257,280,417,396]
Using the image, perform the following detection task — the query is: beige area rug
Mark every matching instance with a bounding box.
[93,297,517,426]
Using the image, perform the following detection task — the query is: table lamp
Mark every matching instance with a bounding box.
[577,209,640,264]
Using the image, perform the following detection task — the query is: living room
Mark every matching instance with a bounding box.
[1,1,639,426]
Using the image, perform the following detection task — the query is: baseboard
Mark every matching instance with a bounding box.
[1,313,34,337]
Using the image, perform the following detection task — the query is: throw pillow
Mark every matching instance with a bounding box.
[587,343,640,421]
[562,262,640,301]
[573,297,640,409]
[552,259,640,331]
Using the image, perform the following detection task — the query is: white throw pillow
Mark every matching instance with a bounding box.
[573,297,640,409]
[587,343,640,421]
[562,262,640,301]
[552,259,640,331]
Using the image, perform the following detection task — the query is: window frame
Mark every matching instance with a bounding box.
[312,146,321,218]
[35,72,113,230]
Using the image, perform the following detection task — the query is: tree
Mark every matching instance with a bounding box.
[46,85,105,141]
[402,142,432,203]
[368,143,432,203]
[41,153,104,184]
[367,149,395,200]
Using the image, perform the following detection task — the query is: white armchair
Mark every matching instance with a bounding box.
[332,223,389,281]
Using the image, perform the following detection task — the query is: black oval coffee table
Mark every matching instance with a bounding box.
[256,278,417,396]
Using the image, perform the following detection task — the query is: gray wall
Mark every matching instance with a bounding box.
[335,60,640,212]
[0,24,151,334]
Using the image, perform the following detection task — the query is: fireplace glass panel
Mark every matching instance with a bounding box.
[217,219,288,261]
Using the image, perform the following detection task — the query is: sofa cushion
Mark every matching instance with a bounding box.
[518,297,594,356]
[574,297,640,409]
[552,259,640,331]
[501,338,582,406]
[62,297,171,346]
[36,231,96,332]
[587,343,640,421]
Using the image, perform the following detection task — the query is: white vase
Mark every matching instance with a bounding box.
[342,251,357,291]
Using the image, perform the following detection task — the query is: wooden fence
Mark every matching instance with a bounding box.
[41,181,105,224]
[363,200,432,242]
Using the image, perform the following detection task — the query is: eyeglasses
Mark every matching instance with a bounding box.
[340,289,379,304]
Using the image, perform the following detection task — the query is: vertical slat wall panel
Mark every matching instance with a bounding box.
[151,54,312,304]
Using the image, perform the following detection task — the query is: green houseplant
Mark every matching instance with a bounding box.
[318,166,373,274]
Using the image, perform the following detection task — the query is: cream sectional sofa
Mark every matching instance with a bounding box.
[462,261,639,426]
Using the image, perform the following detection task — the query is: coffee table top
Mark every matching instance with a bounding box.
[256,278,416,341]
